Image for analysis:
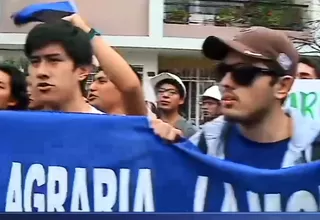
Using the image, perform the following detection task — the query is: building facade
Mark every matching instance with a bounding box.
[0,0,316,125]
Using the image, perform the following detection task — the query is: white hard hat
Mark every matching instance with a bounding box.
[150,72,187,98]
[202,85,221,101]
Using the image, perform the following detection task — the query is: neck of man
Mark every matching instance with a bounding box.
[107,104,126,115]
[160,110,181,126]
[239,106,292,143]
[49,89,92,113]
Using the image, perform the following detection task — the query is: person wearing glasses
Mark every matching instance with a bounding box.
[151,72,197,138]
[151,27,320,166]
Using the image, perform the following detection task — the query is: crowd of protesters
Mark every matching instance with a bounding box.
[0,13,212,138]
[1,13,320,169]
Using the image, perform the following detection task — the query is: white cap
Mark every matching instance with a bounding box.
[150,72,186,98]
[202,85,221,101]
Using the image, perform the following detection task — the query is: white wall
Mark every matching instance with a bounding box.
[1,0,317,52]
[120,49,159,74]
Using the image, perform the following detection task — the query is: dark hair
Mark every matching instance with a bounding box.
[155,79,185,98]
[0,64,28,110]
[24,20,93,67]
[299,57,320,78]
[129,65,142,83]
[93,65,142,83]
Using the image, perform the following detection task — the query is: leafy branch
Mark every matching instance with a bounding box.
[288,19,320,55]
[215,0,304,30]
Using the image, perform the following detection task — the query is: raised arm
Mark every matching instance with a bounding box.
[64,14,147,116]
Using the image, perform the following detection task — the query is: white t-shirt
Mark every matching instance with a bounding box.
[89,106,154,118]
[89,106,105,114]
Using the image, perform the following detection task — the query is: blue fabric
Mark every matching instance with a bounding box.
[191,108,320,168]
[223,125,290,211]
[12,1,77,25]
[226,125,290,169]
[0,111,320,212]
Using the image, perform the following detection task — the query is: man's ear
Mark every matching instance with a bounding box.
[274,76,294,100]
[178,96,185,105]
[78,66,90,81]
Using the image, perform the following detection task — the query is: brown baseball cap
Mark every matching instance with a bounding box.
[202,26,299,76]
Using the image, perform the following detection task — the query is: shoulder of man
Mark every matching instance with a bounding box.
[285,107,320,162]
[311,132,320,161]
[189,116,228,153]
[201,116,227,136]
[176,117,198,138]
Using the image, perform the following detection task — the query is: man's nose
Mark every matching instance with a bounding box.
[89,81,98,91]
[160,92,170,98]
[219,72,235,91]
[34,62,50,80]
[201,102,208,109]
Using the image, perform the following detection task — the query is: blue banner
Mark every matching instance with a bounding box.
[0,111,319,212]
[0,214,319,220]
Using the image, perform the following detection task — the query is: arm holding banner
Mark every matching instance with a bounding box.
[151,119,183,141]
[63,14,147,116]
[152,116,228,157]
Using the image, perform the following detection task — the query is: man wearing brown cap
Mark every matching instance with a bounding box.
[152,26,320,165]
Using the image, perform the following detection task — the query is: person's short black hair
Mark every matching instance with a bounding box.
[93,64,142,83]
[24,20,93,67]
[299,57,320,78]
[155,79,184,99]
[0,64,28,110]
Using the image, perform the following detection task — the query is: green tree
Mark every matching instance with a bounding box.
[216,0,304,30]
[3,57,29,73]
[248,0,303,30]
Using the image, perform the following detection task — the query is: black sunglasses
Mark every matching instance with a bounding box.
[215,63,278,86]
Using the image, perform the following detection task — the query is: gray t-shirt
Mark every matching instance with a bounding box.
[175,117,198,138]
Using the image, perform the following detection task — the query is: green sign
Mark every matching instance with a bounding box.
[284,80,320,120]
